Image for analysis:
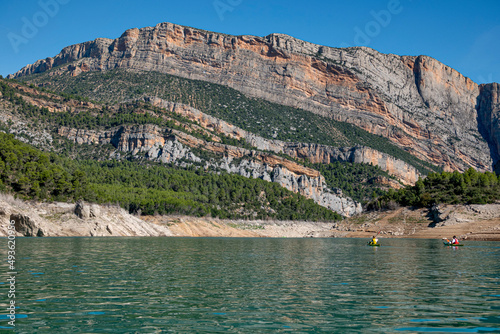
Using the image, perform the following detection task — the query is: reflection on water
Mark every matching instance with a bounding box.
[0,237,499,332]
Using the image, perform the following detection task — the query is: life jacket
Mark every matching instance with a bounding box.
[452,238,459,244]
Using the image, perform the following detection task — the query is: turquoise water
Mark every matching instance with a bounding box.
[1,237,499,333]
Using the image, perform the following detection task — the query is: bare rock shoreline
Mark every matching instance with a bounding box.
[341,205,500,241]
[1,194,499,241]
[0,194,172,237]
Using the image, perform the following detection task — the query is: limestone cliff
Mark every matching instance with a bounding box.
[477,83,500,165]
[10,22,496,173]
[57,124,362,216]
[146,97,420,184]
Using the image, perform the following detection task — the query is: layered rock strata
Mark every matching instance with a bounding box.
[10,22,495,172]
[147,97,420,184]
[57,124,362,216]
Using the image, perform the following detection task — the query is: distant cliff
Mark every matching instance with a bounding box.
[477,83,500,165]
[145,97,420,185]
[57,123,362,217]
[10,22,498,173]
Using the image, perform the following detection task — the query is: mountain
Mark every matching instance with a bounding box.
[9,22,500,174]
[0,79,366,218]
[3,22,500,219]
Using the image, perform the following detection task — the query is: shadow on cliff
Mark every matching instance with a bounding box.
[475,84,500,170]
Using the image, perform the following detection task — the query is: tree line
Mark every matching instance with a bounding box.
[312,161,394,203]
[369,168,500,210]
[0,132,341,221]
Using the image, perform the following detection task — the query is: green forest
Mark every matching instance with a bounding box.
[370,168,500,210]
[0,132,89,201]
[312,161,394,203]
[0,132,341,221]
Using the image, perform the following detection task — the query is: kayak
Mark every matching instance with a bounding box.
[443,242,463,246]
[368,242,380,247]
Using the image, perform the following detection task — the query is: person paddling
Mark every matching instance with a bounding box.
[371,235,379,245]
[444,236,459,245]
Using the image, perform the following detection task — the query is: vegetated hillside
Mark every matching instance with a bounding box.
[0,78,249,157]
[370,168,500,210]
[312,161,395,203]
[0,76,413,206]
[0,132,89,201]
[21,68,439,175]
[1,78,392,215]
[0,132,341,221]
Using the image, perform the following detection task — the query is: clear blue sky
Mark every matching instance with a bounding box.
[0,0,498,84]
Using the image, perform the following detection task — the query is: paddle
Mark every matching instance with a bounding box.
[442,237,462,245]
[368,230,382,245]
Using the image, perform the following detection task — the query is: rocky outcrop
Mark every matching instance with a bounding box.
[216,158,362,216]
[147,97,419,184]
[477,83,500,164]
[74,200,100,219]
[57,124,362,216]
[10,213,45,237]
[10,22,497,173]
[428,203,500,227]
[0,194,172,237]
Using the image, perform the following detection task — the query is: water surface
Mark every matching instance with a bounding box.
[1,237,499,333]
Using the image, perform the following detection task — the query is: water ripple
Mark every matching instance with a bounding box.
[0,237,498,332]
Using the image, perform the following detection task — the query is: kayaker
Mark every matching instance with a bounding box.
[451,236,459,245]
[371,236,379,245]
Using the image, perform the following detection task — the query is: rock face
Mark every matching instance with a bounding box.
[0,195,172,237]
[10,22,497,173]
[147,97,420,184]
[57,123,362,216]
[74,200,100,219]
[477,83,500,165]
[10,213,44,237]
[429,203,500,227]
